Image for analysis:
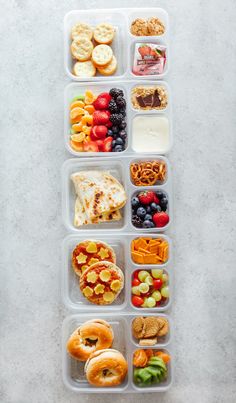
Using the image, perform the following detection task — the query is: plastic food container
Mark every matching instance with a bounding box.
[64,8,169,82]
[62,313,172,393]
[61,155,172,233]
[62,233,172,312]
[65,80,172,156]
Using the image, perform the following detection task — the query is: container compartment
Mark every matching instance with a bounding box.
[128,8,169,39]
[129,157,168,186]
[130,313,171,347]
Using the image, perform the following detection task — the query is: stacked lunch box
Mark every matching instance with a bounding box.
[62,8,173,393]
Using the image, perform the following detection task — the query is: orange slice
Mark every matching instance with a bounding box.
[84,105,95,114]
[70,100,85,110]
[70,107,85,120]
[71,133,86,143]
[84,90,96,105]
[72,122,83,132]
[70,140,84,152]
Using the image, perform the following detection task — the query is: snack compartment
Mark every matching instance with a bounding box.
[62,234,128,311]
[62,313,172,393]
[130,81,170,113]
[127,8,169,39]
[129,156,168,186]
[62,314,130,392]
[64,9,127,81]
[130,313,171,347]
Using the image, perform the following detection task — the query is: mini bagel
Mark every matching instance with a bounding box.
[85,349,128,387]
[67,319,114,361]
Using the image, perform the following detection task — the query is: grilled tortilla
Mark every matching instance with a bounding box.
[71,170,127,220]
[74,196,122,227]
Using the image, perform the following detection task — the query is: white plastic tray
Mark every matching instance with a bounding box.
[61,155,173,233]
[62,313,172,393]
[62,233,172,312]
[65,80,172,156]
[64,8,169,82]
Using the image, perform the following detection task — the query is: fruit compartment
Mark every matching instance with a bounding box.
[65,80,172,157]
[62,313,172,393]
[130,267,171,312]
[64,8,169,82]
[61,233,172,312]
[61,156,172,233]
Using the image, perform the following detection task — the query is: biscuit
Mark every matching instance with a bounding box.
[71,22,93,40]
[130,18,149,36]
[94,23,115,44]
[143,317,160,338]
[97,55,117,76]
[156,317,169,336]
[139,338,157,346]
[73,61,96,78]
[92,44,113,66]
[147,17,165,36]
[132,317,145,339]
[71,38,93,61]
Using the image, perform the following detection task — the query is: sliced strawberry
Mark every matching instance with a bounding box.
[101,136,113,152]
[95,139,104,151]
[83,140,99,152]
[93,110,110,125]
[93,96,110,110]
[90,127,98,141]
[153,194,160,204]
[106,120,112,128]
[93,125,108,139]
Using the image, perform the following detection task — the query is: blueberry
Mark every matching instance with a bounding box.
[136,207,146,218]
[159,197,168,211]
[144,214,153,221]
[114,145,123,152]
[107,129,113,136]
[131,197,140,209]
[143,220,155,228]
[119,120,127,129]
[112,140,116,148]
[146,205,152,214]
[112,125,119,134]
[115,137,124,145]
[150,202,161,212]
[155,190,165,200]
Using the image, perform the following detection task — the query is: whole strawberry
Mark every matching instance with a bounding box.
[138,191,155,205]
[93,110,110,125]
[93,93,111,110]
[153,212,169,228]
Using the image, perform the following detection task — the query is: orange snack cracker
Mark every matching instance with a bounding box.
[131,237,169,265]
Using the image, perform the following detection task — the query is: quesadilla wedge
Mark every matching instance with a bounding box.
[74,196,122,227]
[71,170,127,220]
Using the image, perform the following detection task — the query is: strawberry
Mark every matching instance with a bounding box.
[106,120,112,128]
[98,92,112,102]
[83,140,99,152]
[93,93,111,110]
[152,212,169,228]
[93,125,108,139]
[93,110,110,125]
[95,139,104,151]
[153,194,160,204]
[138,45,151,58]
[101,136,113,152]
[138,191,155,205]
[90,127,97,141]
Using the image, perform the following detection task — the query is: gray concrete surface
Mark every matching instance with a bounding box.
[0,0,236,402]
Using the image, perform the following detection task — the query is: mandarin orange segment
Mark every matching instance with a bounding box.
[70,107,85,120]
[70,100,85,110]
[71,132,85,143]
[72,122,83,132]
[84,90,96,105]
[70,140,84,152]
[84,105,95,114]
[70,115,82,124]
[82,126,91,135]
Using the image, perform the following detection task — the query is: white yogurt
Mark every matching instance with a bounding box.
[132,115,170,153]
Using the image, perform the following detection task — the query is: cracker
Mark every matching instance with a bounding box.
[97,55,117,76]
[92,44,113,66]
[94,23,115,44]
[71,37,93,61]
[73,61,96,78]
[71,22,93,40]
[139,338,157,346]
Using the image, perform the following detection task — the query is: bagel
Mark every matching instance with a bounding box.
[67,319,114,361]
[80,261,124,305]
[72,240,116,277]
[85,349,128,387]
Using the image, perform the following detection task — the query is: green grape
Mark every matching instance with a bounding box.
[161,286,170,298]
[138,282,149,294]
[162,273,169,284]
[146,297,156,308]
[138,270,149,282]
[151,269,163,279]
[145,275,153,286]
[152,290,162,301]
[132,286,140,296]
[141,297,148,307]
